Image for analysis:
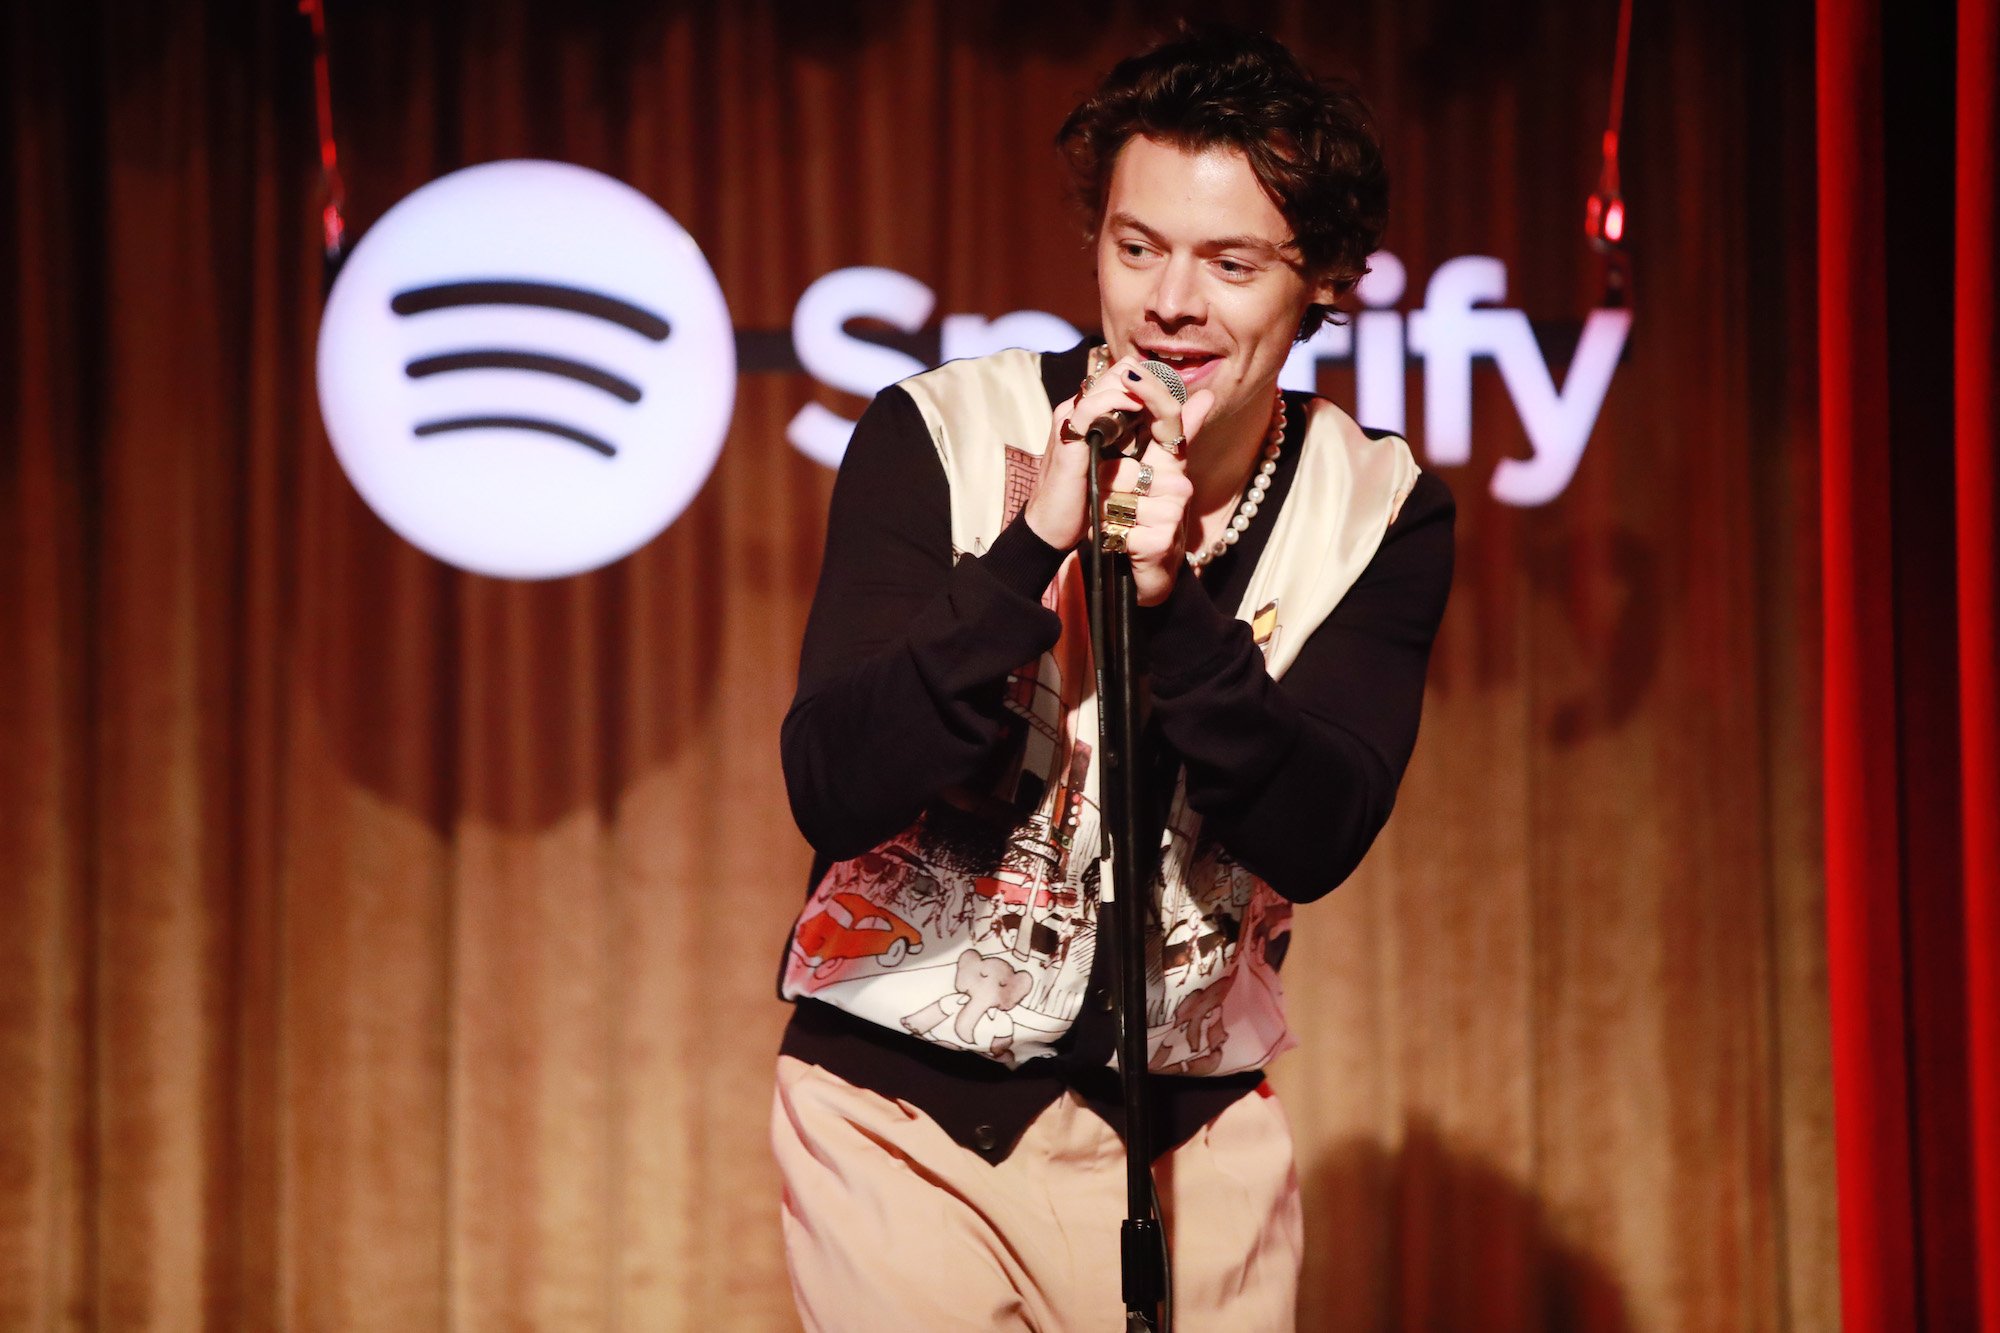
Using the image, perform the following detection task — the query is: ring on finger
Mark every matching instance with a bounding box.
[1104,492,1141,526]
[1059,417,1087,443]
[1101,523,1132,554]
[1134,463,1154,497]
[1156,434,1186,459]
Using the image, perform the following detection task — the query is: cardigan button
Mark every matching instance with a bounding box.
[973,1124,998,1152]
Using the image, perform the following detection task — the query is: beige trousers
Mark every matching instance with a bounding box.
[771,1055,1303,1332]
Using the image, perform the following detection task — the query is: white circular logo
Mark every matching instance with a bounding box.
[316,160,735,579]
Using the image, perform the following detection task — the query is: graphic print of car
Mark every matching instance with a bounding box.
[794,893,925,973]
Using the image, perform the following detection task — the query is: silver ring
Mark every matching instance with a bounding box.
[1134,463,1154,497]
[1157,434,1186,459]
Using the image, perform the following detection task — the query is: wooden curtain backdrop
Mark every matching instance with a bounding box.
[2,1,1835,1327]
[1818,0,2000,1326]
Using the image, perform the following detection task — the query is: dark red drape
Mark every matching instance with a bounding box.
[1957,0,2000,1327]
[1819,0,1999,1326]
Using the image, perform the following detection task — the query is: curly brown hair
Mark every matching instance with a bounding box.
[1057,24,1389,341]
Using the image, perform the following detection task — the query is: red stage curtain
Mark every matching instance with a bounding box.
[1958,1,2000,1325]
[1819,0,1999,1326]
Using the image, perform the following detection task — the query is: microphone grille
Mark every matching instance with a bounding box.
[1138,359,1188,405]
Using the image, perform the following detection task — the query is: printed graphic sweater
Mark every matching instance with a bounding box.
[778,341,1455,1163]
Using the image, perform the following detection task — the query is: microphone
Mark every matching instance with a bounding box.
[1086,359,1188,457]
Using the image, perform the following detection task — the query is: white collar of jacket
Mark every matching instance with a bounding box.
[905,345,1420,680]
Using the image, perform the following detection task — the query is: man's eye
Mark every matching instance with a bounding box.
[1217,259,1252,277]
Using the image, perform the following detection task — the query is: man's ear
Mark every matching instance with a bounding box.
[1307,271,1344,309]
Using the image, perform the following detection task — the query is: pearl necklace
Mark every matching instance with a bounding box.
[1187,391,1285,570]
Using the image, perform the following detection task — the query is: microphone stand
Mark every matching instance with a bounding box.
[1085,424,1166,1332]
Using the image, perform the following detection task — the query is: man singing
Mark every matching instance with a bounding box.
[771,24,1454,1330]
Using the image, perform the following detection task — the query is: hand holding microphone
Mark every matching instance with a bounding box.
[1026,352,1214,606]
[1085,359,1188,458]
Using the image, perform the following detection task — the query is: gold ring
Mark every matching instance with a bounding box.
[1101,525,1131,554]
[1104,492,1140,526]
[1059,418,1087,443]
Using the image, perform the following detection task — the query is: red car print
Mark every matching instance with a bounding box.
[794,893,925,974]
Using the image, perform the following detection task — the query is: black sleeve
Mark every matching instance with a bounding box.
[781,386,1071,861]
[1139,470,1457,902]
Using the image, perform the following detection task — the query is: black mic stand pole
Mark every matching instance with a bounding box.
[1085,424,1166,1332]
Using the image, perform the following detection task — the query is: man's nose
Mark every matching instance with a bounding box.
[1147,254,1204,327]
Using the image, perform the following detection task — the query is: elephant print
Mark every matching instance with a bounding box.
[902,949,1033,1059]
[1158,972,1236,1075]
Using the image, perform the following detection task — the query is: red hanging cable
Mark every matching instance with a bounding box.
[1586,0,1634,305]
[300,0,347,262]
[1588,0,1633,237]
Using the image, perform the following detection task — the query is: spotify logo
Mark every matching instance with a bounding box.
[317,160,735,579]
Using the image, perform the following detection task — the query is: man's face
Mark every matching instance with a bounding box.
[1096,135,1332,437]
